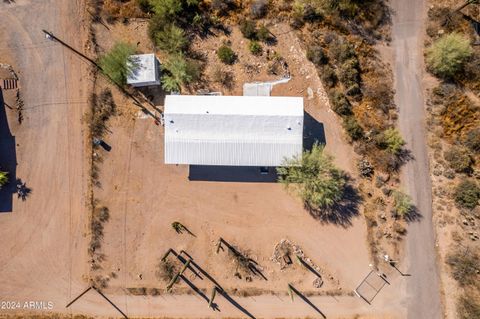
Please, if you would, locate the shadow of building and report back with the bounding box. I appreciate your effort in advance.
[0,89,17,212]
[189,165,277,183]
[303,111,325,151]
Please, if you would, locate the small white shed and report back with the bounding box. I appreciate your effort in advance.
[127,53,160,87]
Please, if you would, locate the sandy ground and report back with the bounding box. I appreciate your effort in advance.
[0,1,410,318]
[0,0,90,315]
[389,0,443,318]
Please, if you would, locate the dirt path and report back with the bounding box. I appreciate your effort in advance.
[0,0,90,314]
[390,0,443,318]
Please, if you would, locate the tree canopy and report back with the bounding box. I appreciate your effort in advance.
[0,171,8,189]
[426,33,473,78]
[277,143,346,210]
[98,42,137,85]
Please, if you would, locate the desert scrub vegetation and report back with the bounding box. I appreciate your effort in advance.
[444,145,473,173]
[391,190,415,220]
[98,42,137,85]
[278,143,347,212]
[426,33,473,79]
[446,248,480,287]
[161,54,201,91]
[454,179,480,210]
[217,44,237,64]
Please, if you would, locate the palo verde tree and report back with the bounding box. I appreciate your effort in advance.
[277,143,346,211]
[161,54,200,92]
[98,42,137,85]
[426,33,473,78]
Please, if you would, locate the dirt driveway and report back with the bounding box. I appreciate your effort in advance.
[0,0,90,314]
[390,0,443,318]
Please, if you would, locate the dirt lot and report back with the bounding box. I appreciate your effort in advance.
[0,1,410,318]
[78,18,407,318]
[0,0,90,314]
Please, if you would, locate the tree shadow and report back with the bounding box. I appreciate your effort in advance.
[15,178,31,201]
[0,88,17,212]
[306,181,362,228]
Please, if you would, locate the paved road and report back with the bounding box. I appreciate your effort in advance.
[0,0,89,312]
[391,0,443,318]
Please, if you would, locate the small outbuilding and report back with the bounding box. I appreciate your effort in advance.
[126,53,160,87]
[164,95,304,167]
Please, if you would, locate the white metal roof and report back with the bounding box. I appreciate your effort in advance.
[126,53,160,86]
[164,95,304,166]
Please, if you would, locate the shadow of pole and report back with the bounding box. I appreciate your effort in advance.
[288,284,327,318]
[297,256,322,279]
[216,288,257,319]
[92,286,128,319]
[65,286,92,308]
[179,274,220,311]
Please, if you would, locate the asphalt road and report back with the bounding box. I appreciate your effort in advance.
[391,0,443,318]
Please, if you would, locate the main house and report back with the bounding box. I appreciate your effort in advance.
[164,95,303,167]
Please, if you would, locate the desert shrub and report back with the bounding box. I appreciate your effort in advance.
[217,45,236,64]
[250,0,268,19]
[161,54,201,91]
[362,79,394,113]
[239,19,257,39]
[211,0,237,13]
[337,58,360,88]
[329,38,356,64]
[392,190,414,219]
[457,293,480,319]
[149,0,183,19]
[306,45,328,66]
[426,33,473,78]
[98,42,137,85]
[343,116,364,141]
[357,158,374,178]
[319,64,337,88]
[454,180,480,209]
[256,25,271,42]
[90,89,117,139]
[156,259,179,282]
[212,65,234,88]
[375,128,405,155]
[464,128,480,153]
[249,41,262,55]
[444,146,473,173]
[446,249,479,286]
[277,143,347,210]
[153,23,188,53]
[328,88,351,115]
[0,171,8,189]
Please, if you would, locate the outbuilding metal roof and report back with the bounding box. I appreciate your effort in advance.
[164,95,304,166]
[126,53,160,87]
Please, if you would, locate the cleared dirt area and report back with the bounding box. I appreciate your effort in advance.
[0,1,410,318]
[0,0,90,314]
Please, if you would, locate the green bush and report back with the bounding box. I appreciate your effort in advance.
[98,42,137,85]
[248,41,262,55]
[426,33,473,78]
[0,171,8,189]
[277,143,346,210]
[444,146,473,173]
[464,128,480,153]
[342,116,364,141]
[392,190,414,218]
[337,58,359,88]
[376,128,405,155]
[161,54,200,92]
[454,179,480,209]
[239,19,257,39]
[306,45,328,66]
[328,89,351,116]
[217,45,236,64]
[154,23,188,53]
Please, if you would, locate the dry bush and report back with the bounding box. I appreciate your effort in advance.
[444,146,473,173]
[446,248,480,287]
[89,89,117,140]
[211,65,234,89]
[155,259,179,283]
